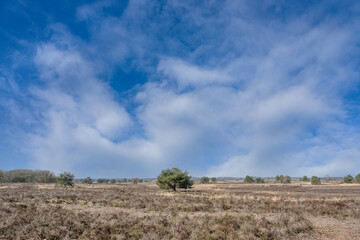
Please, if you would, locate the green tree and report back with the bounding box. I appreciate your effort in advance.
[355,174,360,183]
[275,175,285,183]
[82,177,93,184]
[200,176,210,184]
[210,177,217,183]
[311,176,321,185]
[302,176,309,182]
[57,172,75,187]
[344,174,354,183]
[156,168,193,191]
[244,175,255,183]
[255,177,264,183]
[284,175,291,184]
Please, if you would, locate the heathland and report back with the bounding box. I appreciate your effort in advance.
[0,180,359,239]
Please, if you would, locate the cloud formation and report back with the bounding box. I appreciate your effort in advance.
[1,0,360,177]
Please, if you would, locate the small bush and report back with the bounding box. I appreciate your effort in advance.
[255,177,264,183]
[344,174,354,183]
[210,177,217,183]
[81,177,93,184]
[311,176,321,185]
[200,176,210,184]
[355,174,360,183]
[244,175,255,183]
[302,176,309,182]
[57,172,75,187]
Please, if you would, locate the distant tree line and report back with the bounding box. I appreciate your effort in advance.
[0,169,56,183]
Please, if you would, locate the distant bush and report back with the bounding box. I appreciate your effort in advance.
[255,177,264,183]
[110,179,116,184]
[311,176,321,185]
[156,168,193,191]
[356,174,360,183]
[244,175,255,183]
[302,176,309,182]
[275,175,291,183]
[131,178,143,184]
[344,174,354,183]
[200,176,210,184]
[0,169,56,183]
[275,175,284,183]
[57,172,75,187]
[210,177,217,183]
[284,176,291,184]
[97,178,109,183]
[81,177,93,184]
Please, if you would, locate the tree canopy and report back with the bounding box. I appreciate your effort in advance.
[156,168,193,191]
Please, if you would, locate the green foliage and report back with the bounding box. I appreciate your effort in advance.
[275,175,284,183]
[156,168,193,191]
[82,177,93,184]
[311,176,321,185]
[284,176,291,184]
[200,176,210,184]
[274,175,290,183]
[302,176,309,182]
[355,174,360,183]
[210,177,217,183]
[131,178,142,184]
[255,177,264,183]
[0,169,56,183]
[97,178,109,183]
[57,172,75,187]
[244,175,255,183]
[344,174,354,183]
[110,179,116,184]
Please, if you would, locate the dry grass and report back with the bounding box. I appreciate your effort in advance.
[0,182,359,239]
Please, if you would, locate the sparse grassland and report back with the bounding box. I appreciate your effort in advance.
[0,181,359,239]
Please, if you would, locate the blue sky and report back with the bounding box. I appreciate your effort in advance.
[1,0,360,178]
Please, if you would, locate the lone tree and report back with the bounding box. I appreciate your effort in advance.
[200,176,210,184]
[244,175,255,183]
[344,174,354,183]
[57,172,75,187]
[156,168,193,191]
[311,176,321,185]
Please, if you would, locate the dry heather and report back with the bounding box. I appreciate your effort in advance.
[0,182,359,239]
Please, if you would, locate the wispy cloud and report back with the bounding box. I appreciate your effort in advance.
[1,0,360,177]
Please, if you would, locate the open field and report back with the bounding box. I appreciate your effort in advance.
[1,181,360,239]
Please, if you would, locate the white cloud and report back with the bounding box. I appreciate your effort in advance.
[7,0,360,178]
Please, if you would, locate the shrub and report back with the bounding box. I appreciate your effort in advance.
[210,177,217,183]
[82,177,93,184]
[110,179,116,184]
[344,174,354,183]
[57,172,75,187]
[255,177,264,183]
[157,168,193,191]
[302,176,309,182]
[244,175,255,183]
[131,178,142,184]
[356,174,360,183]
[200,176,210,184]
[284,175,291,184]
[275,175,284,183]
[311,176,321,185]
